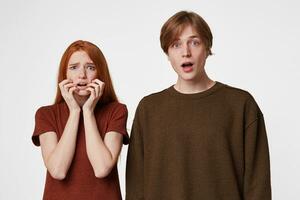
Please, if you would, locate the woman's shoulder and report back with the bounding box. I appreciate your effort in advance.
[101,101,127,111]
[35,102,66,115]
[96,101,127,118]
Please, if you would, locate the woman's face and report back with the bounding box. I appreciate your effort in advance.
[66,50,98,96]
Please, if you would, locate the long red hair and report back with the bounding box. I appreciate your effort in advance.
[54,40,118,104]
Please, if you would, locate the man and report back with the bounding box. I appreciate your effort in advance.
[126,11,271,200]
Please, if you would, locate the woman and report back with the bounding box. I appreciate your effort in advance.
[32,40,129,200]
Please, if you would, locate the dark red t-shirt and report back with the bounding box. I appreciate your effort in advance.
[32,101,128,200]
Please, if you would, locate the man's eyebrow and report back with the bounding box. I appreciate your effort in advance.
[189,35,200,39]
[175,35,200,41]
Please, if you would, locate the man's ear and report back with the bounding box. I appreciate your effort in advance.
[206,48,212,58]
[166,52,170,61]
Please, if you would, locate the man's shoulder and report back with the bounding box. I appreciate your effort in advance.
[215,82,262,118]
[221,83,254,102]
[138,87,171,107]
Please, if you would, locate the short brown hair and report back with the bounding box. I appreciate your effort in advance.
[160,11,213,55]
[54,40,118,104]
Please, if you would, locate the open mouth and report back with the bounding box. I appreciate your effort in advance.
[181,62,194,68]
[76,83,88,90]
[77,83,87,87]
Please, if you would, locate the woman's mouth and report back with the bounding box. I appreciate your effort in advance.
[76,83,88,90]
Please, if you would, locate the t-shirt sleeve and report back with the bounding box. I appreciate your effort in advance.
[106,103,129,145]
[32,106,56,146]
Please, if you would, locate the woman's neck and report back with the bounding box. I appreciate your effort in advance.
[73,94,88,107]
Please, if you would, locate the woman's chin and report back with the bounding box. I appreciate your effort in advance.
[75,90,90,96]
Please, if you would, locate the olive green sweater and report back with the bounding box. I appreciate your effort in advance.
[126,82,271,200]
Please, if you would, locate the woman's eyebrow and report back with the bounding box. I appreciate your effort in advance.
[68,62,95,66]
[68,62,79,66]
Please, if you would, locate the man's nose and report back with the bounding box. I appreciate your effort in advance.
[182,44,191,58]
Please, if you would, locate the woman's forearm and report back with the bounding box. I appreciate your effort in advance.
[83,111,117,178]
[45,110,80,179]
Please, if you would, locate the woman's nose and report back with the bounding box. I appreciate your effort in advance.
[78,68,86,78]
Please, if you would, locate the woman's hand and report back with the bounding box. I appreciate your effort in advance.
[59,79,80,112]
[82,79,105,113]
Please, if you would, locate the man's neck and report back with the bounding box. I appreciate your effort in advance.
[174,72,215,94]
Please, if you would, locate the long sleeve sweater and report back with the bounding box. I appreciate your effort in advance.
[126,82,271,200]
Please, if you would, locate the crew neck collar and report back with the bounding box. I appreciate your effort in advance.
[167,81,224,99]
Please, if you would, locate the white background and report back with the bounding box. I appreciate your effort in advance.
[0,0,299,199]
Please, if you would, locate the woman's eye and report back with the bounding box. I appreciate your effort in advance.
[69,66,77,70]
[87,65,96,70]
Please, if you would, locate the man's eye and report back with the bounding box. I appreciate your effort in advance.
[191,40,200,46]
[172,42,181,48]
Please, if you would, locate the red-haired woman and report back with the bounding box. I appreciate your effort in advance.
[32,40,128,200]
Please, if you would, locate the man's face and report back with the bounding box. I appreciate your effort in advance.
[167,25,207,82]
